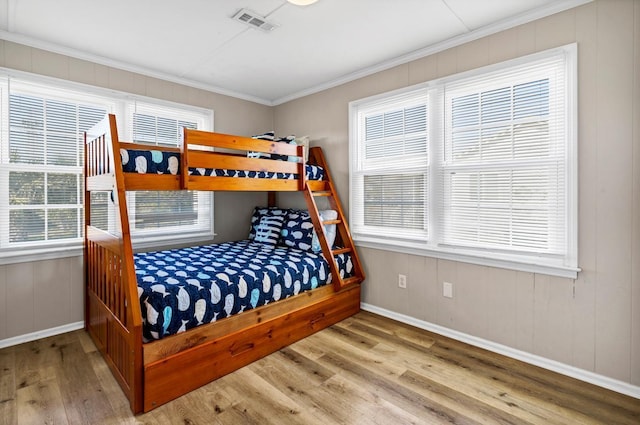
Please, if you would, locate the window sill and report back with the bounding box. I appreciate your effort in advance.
[355,237,580,279]
[132,233,217,252]
[0,245,84,265]
[0,233,217,265]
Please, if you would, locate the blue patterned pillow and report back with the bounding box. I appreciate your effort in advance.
[271,135,296,161]
[281,209,314,251]
[248,131,275,159]
[254,215,285,245]
[305,164,325,180]
[248,207,288,240]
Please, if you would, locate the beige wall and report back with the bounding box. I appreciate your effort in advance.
[0,257,84,341]
[274,0,640,387]
[0,40,273,343]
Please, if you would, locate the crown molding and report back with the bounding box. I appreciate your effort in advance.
[272,0,592,105]
[0,29,274,106]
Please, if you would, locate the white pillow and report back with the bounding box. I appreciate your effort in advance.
[288,136,309,163]
[248,131,275,159]
[311,210,338,253]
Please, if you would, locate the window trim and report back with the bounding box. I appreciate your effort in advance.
[0,68,215,263]
[349,44,579,279]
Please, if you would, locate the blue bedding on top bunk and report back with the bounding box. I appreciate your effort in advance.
[135,240,353,341]
[119,148,325,180]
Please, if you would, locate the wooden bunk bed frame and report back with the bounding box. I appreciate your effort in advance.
[83,114,364,413]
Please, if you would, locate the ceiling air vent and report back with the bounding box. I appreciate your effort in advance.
[232,8,278,32]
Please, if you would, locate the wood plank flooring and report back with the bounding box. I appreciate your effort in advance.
[0,311,638,424]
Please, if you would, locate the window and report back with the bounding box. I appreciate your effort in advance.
[350,44,578,277]
[123,103,213,243]
[5,94,106,247]
[0,74,213,261]
[351,92,429,241]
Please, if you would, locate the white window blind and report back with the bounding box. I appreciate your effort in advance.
[441,55,568,257]
[350,44,578,277]
[124,103,212,239]
[1,87,108,250]
[351,92,429,241]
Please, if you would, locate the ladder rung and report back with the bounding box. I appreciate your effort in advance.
[340,276,362,286]
[323,219,341,225]
[332,247,352,255]
[312,191,332,197]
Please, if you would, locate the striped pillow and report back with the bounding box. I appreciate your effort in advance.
[248,207,288,240]
[254,215,285,245]
[248,131,275,159]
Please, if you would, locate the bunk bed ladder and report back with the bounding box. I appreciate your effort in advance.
[304,147,364,291]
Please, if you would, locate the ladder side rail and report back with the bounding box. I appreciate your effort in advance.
[303,186,344,291]
[307,147,365,284]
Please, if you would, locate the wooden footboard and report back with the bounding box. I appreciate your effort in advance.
[85,228,143,413]
[84,115,143,413]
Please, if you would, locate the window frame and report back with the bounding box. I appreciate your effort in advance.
[350,90,430,242]
[349,44,579,278]
[0,70,215,264]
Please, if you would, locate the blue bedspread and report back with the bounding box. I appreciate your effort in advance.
[135,240,353,340]
[120,148,325,180]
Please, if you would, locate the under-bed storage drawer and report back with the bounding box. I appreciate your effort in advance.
[142,284,360,412]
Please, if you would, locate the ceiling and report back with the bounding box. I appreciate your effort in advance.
[0,0,587,105]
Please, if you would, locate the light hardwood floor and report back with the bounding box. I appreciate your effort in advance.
[0,311,638,424]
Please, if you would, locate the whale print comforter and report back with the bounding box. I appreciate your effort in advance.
[134,240,353,341]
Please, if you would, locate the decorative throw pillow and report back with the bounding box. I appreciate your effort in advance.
[248,206,288,240]
[305,164,324,180]
[248,131,275,159]
[273,135,309,163]
[311,210,338,253]
[281,209,314,251]
[270,135,296,161]
[254,215,285,245]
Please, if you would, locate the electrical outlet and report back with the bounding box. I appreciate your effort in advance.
[398,274,407,289]
[443,281,453,298]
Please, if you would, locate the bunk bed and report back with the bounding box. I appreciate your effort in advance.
[83,114,364,413]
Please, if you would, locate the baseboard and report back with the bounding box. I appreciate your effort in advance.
[360,303,640,400]
[0,321,85,349]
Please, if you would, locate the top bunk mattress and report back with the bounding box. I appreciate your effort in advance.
[135,239,354,341]
[120,148,325,181]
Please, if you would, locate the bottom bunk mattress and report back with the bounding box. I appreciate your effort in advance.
[134,240,354,341]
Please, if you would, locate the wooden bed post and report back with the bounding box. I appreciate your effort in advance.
[83,123,91,335]
[107,115,144,413]
[297,144,306,191]
[84,114,144,413]
[179,126,190,190]
[267,191,277,207]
